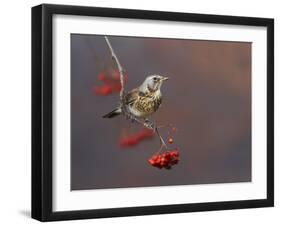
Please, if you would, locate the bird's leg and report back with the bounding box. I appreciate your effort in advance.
[144,118,168,150]
[144,118,156,131]
[155,127,168,149]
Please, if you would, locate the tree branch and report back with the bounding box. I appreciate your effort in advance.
[104,36,125,102]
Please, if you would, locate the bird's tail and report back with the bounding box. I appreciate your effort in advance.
[102,108,122,118]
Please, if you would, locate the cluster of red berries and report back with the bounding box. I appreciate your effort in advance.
[119,129,155,148]
[148,149,179,169]
[93,71,128,96]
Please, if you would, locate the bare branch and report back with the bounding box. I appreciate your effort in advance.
[104,36,125,101]
[155,127,168,149]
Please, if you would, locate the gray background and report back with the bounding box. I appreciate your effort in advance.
[71,34,251,190]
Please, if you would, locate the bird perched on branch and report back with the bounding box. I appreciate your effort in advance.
[103,75,169,121]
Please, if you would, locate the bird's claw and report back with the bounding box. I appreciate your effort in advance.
[124,113,156,131]
[144,119,156,131]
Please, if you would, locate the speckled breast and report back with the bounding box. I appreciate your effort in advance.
[134,93,162,117]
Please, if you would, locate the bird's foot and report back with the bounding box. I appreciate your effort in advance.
[144,119,156,131]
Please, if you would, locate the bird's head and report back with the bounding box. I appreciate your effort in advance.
[140,75,169,93]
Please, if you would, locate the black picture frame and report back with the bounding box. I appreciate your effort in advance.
[32,3,274,222]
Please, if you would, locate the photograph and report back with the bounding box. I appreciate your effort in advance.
[31,3,274,221]
[70,34,252,190]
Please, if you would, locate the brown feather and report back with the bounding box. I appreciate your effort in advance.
[125,88,140,105]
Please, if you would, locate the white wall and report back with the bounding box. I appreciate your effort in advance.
[0,0,279,225]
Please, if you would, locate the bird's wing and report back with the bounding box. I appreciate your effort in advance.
[125,88,143,105]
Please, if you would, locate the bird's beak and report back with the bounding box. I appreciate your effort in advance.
[161,77,169,81]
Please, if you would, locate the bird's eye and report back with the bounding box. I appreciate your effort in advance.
[153,77,158,81]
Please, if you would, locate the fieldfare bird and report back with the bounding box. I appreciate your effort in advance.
[103,75,168,122]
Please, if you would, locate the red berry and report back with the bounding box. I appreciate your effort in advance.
[171,159,179,165]
[98,73,106,81]
[148,149,180,169]
[171,150,179,157]
[94,85,112,95]
[151,155,158,160]
[112,83,122,92]
[155,157,161,164]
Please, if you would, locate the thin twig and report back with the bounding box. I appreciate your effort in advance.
[155,127,168,149]
[104,36,167,151]
[104,36,125,102]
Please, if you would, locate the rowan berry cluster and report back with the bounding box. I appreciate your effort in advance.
[148,149,179,169]
[119,129,155,148]
[93,70,128,96]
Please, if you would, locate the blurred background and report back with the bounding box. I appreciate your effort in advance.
[71,34,251,190]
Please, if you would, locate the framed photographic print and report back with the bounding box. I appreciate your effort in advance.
[32,4,274,221]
